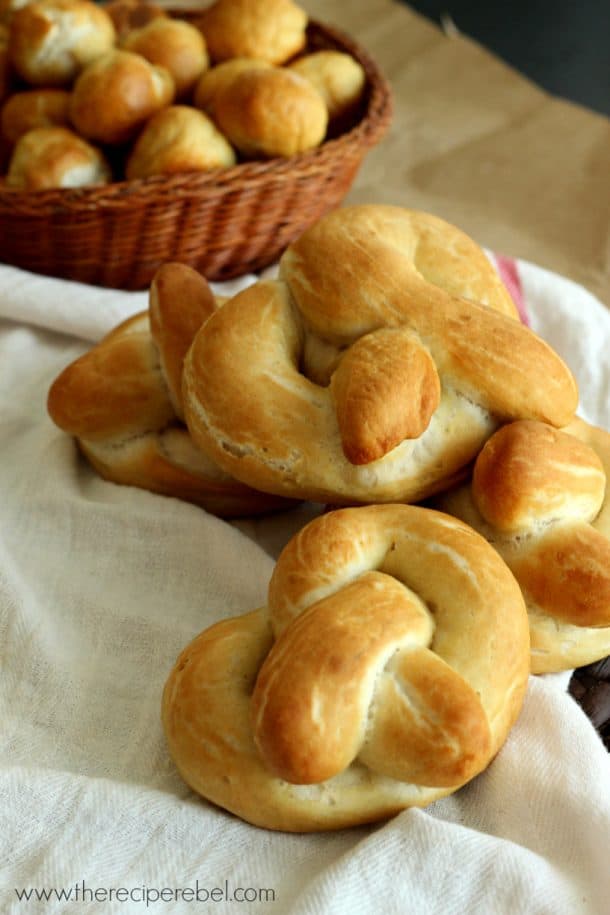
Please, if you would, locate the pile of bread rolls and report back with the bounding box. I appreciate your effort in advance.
[0,0,367,189]
[48,203,610,831]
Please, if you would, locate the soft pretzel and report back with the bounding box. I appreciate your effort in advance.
[47,263,292,518]
[183,205,578,505]
[434,417,610,673]
[162,504,530,831]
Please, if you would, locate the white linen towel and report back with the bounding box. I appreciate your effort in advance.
[0,256,609,915]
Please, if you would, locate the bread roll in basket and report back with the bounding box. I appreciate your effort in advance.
[0,8,392,288]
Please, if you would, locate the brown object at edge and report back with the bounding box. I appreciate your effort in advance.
[569,657,610,751]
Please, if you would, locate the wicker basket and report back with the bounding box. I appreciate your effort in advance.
[0,20,392,289]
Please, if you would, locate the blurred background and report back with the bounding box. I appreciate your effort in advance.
[403,0,610,115]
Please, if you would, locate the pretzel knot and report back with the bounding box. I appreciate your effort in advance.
[47,263,292,517]
[162,505,530,831]
[183,205,578,505]
[436,418,610,672]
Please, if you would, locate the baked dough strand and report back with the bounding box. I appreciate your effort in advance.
[162,504,530,831]
[183,205,578,504]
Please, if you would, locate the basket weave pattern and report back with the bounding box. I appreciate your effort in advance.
[0,21,392,289]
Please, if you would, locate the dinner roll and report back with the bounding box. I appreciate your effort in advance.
[0,0,31,26]
[1,88,70,144]
[0,23,9,103]
[199,0,307,65]
[0,135,10,171]
[289,50,366,123]
[193,57,271,118]
[126,105,235,179]
[70,49,174,145]
[122,17,209,98]
[213,67,327,158]
[103,0,167,43]
[9,0,116,86]
[6,125,111,189]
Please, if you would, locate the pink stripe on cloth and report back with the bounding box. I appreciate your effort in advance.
[494,254,529,325]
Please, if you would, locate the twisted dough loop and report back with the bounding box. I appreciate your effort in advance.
[331,326,441,464]
[47,263,292,517]
[183,205,578,505]
[436,418,610,672]
[162,505,530,831]
[253,570,492,787]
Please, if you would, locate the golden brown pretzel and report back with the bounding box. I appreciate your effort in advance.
[162,504,530,831]
[183,205,577,506]
[434,417,610,672]
[47,263,293,518]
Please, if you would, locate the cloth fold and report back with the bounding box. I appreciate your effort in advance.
[1,257,609,915]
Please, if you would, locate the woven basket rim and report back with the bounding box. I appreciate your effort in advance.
[0,18,393,212]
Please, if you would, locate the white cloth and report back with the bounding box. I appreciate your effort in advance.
[0,258,609,915]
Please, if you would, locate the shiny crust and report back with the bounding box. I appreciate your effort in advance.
[212,67,327,159]
[9,0,116,86]
[121,17,209,98]
[198,0,307,65]
[331,327,441,464]
[103,0,167,43]
[0,0,29,26]
[6,125,110,189]
[47,263,293,517]
[0,25,11,103]
[148,261,216,419]
[1,88,70,144]
[69,49,174,145]
[289,50,366,122]
[162,504,530,831]
[183,205,577,505]
[434,417,610,672]
[193,57,271,118]
[472,420,605,531]
[125,105,235,180]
